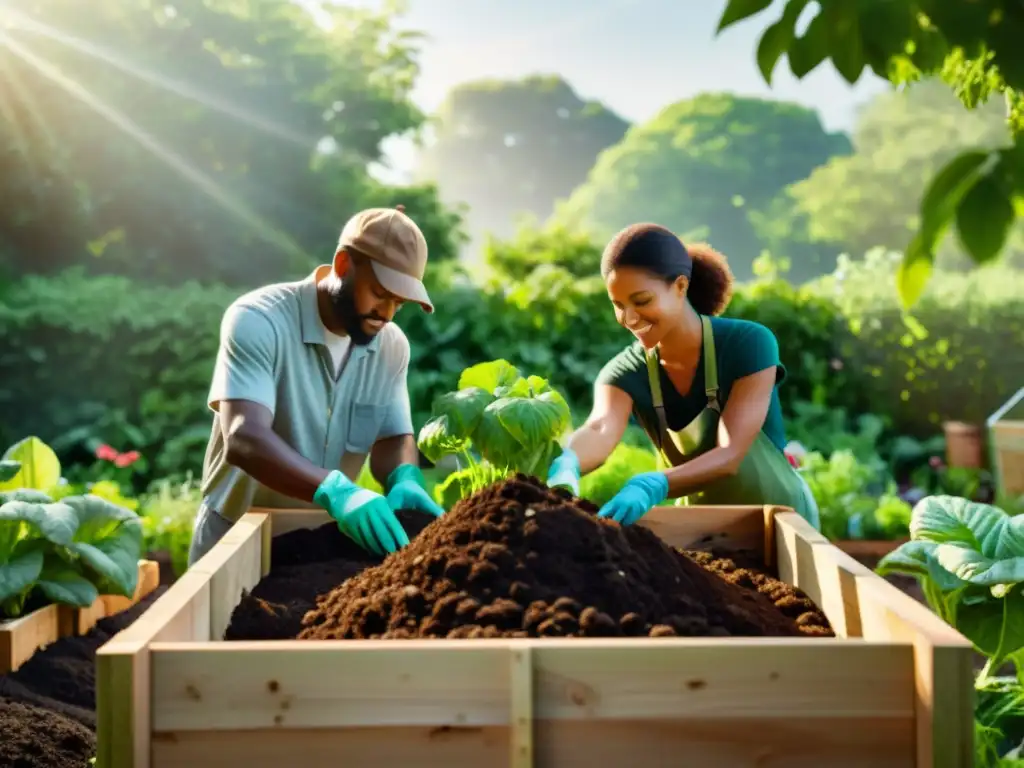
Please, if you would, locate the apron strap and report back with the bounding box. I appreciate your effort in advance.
[700,315,720,411]
[644,349,669,450]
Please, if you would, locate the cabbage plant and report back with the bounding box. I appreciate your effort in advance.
[877,495,1024,684]
[417,359,572,503]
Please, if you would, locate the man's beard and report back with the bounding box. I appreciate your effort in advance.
[328,279,384,346]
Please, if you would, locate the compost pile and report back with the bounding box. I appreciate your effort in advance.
[0,587,167,768]
[293,475,831,640]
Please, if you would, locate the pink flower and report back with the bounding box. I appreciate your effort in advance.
[114,450,141,468]
[95,444,118,461]
[786,453,800,468]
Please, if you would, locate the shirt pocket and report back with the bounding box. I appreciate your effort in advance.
[345,401,387,453]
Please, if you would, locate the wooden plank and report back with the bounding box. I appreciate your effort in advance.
[774,513,873,638]
[103,560,163,616]
[152,726,509,768]
[151,718,910,768]
[640,505,767,555]
[508,643,532,768]
[96,570,214,768]
[992,419,1024,496]
[188,514,267,641]
[0,603,61,673]
[855,577,974,768]
[148,638,912,732]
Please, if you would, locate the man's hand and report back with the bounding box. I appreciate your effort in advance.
[314,470,410,555]
[385,464,444,517]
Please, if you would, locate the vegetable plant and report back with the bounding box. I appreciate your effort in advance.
[0,435,144,619]
[877,495,1024,685]
[417,360,572,503]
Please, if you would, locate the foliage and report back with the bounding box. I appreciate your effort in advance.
[417,360,573,494]
[137,476,201,579]
[1,0,438,285]
[877,496,1024,683]
[785,78,1023,271]
[553,93,852,280]
[579,444,659,508]
[417,75,630,244]
[716,0,1024,306]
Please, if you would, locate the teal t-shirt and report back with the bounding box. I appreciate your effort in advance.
[595,316,789,453]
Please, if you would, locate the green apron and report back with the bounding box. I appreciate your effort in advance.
[644,315,821,529]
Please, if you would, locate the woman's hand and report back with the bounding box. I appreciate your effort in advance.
[597,471,669,526]
[546,448,582,495]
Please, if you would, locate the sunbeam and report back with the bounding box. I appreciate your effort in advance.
[3,7,319,149]
[0,30,310,264]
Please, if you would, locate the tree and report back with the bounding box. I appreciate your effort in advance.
[416,75,630,245]
[0,0,427,285]
[716,0,1024,306]
[784,78,1022,269]
[552,93,852,281]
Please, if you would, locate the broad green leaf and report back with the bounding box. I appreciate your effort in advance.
[0,540,45,607]
[955,169,1015,265]
[457,360,520,394]
[0,489,53,506]
[920,150,992,238]
[957,585,1024,661]
[788,10,828,77]
[473,407,523,469]
[896,235,934,310]
[876,539,934,579]
[62,495,143,597]
[857,0,916,74]
[0,461,20,483]
[0,437,61,491]
[416,415,468,463]
[717,0,773,33]
[0,499,80,547]
[36,553,100,608]
[526,375,552,395]
[753,0,808,83]
[824,1,865,84]
[909,496,1024,588]
[431,387,493,438]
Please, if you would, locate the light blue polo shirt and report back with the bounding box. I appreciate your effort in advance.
[199,265,413,522]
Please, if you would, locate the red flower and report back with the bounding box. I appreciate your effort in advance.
[95,444,118,461]
[114,450,141,468]
[786,453,800,468]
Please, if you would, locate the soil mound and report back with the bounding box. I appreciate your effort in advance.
[299,475,832,640]
[0,697,96,768]
[224,509,435,640]
[0,586,168,730]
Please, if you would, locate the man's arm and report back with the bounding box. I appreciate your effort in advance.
[211,304,330,502]
[221,400,331,502]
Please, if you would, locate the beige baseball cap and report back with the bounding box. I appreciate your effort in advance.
[337,205,434,313]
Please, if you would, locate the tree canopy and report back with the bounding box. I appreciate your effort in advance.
[1,0,461,285]
[716,0,1024,306]
[552,93,852,280]
[416,75,630,245]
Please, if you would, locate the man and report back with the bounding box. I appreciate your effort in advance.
[187,205,444,566]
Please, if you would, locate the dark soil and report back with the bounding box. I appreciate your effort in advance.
[224,510,435,640]
[0,698,95,768]
[0,585,168,767]
[292,475,832,640]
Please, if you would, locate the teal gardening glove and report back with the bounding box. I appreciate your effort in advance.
[597,471,669,526]
[314,470,410,556]
[546,448,582,496]
[385,463,444,518]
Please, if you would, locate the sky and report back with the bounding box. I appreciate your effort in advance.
[323,0,892,182]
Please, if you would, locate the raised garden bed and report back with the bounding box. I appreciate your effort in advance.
[96,478,975,768]
[1,559,162,673]
[0,585,168,767]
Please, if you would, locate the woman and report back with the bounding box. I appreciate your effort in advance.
[546,222,820,529]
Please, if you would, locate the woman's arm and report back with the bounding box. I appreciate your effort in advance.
[564,385,634,474]
[661,367,776,497]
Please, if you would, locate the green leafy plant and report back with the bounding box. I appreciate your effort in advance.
[877,495,1024,685]
[417,360,572,502]
[0,489,143,618]
[0,437,61,492]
